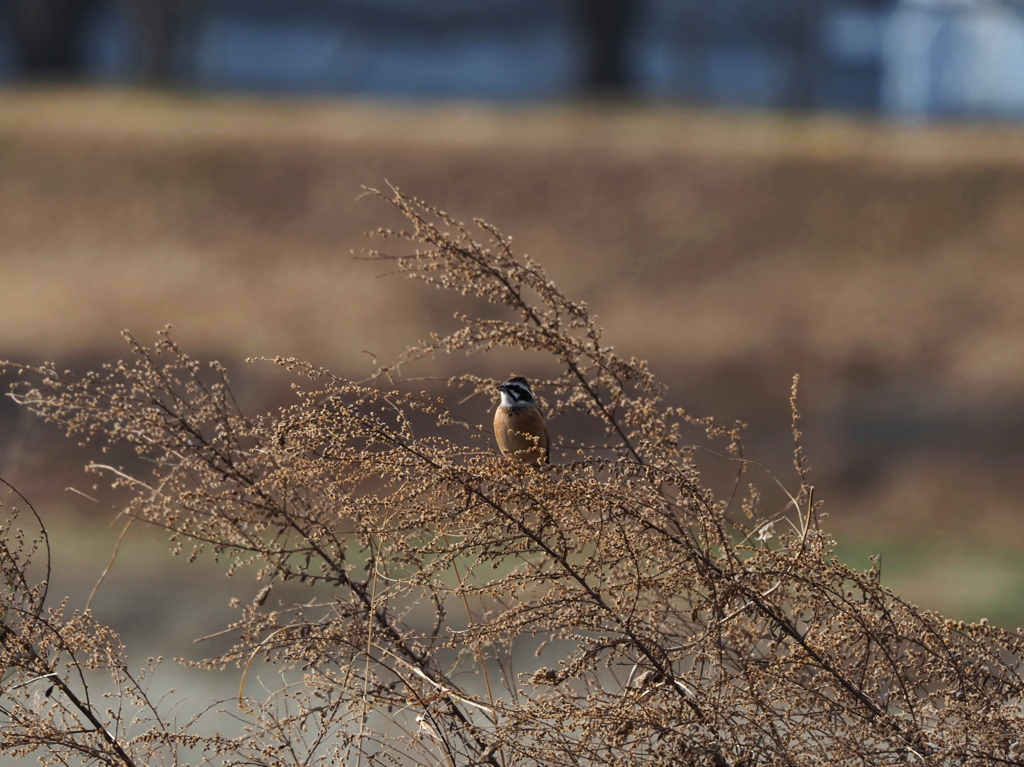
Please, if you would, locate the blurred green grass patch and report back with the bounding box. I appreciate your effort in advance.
[833,536,1024,630]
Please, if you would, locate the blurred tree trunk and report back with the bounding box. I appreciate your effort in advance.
[575,0,637,94]
[784,0,827,109]
[136,0,173,80]
[132,0,195,81]
[5,0,96,76]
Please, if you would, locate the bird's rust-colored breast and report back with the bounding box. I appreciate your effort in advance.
[494,405,550,466]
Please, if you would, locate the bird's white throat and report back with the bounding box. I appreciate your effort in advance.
[498,389,528,408]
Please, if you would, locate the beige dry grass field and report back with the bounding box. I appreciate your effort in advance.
[1,87,1023,626]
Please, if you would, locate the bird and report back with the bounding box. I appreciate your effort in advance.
[493,376,550,467]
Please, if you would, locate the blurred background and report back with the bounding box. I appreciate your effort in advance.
[1,1,1023,736]
[7,0,1024,117]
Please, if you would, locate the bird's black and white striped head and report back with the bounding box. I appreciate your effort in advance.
[495,376,536,409]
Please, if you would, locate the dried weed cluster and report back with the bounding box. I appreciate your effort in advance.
[2,188,1023,766]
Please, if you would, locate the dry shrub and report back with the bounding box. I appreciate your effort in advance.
[1,187,1023,766]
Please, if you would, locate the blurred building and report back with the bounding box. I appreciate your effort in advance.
[1,0,1023,119]
[882,0,1024,118]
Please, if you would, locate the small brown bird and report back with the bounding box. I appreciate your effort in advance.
[493,376,550,466]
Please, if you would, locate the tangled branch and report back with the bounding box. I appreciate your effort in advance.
[1,187,1022,766]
